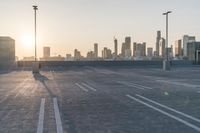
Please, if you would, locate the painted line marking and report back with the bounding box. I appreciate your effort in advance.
[37,98,45,133]
[53,98,64,133]
[197,91,200,93]
[75,83,89,92]
[126,94,200,132]
[81,83,97,91]
[130,83,153,90]
[156,80,200,88]
[117,81,145,90]
[136,94,200,123]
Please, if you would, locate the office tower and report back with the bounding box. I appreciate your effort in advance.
[156,31,161,56]
[187,42,200,61]
[159,38,165,58]
[183,35,195,57]
[102,47,112,59]
[94,43,98,58]
[43,47,50,58]
[123,37,132,58]
[133,42,137,57]
[121,43,126,57]
[125,49,132,59]
[134,42,146,57]
[125,37,131,50]
[87,51,95,59]
[142,42,146,56]
[74,49,81,60]
[175,40,182,57]
[0,37,15,66]
[147,47,153,57]
[114,38,118,57]
[65,54,73,61]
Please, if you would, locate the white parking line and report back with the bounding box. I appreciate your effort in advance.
[37,98,45,133]
[75,83,89,92]
[126,94,200,132]
[136,94,200,123]
[130,83,153,90]
[117,81,145,90]
[81,83,97,91]
[156,80,200,88]
[53,98,64,133]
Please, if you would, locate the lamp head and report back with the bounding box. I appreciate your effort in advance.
[33,5,38,10]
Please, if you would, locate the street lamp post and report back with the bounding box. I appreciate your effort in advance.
[163,11,172,70]
[32,5,39,73]
[33,5,38,61]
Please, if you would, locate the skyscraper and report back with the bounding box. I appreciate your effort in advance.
[133,42,137,57]
[183,35,195,57]
[125,37,131,50]
[187,42,200,61]
[74,49,81,60]
[175,40,182,57]
[0,37,15,66]
[114,38,118,57]
[43,47,50,58]
[147,47,153,57]
[159,38,165,58]
[156,31,161,57]
[94,43,98,58]
[133,42,146,57]
[102,47,112,59]
[121,42,126,57]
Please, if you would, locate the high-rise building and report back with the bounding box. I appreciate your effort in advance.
[87,51,95,59]
[125,37,131,50]
[114,38,118,57]
[187,42,200,61]
[155,31,161,57]
[175,40,182,57]
[147,47,153,57]
[65,54,73,61]
[159,38,165,58]
[133,42,146,57]
[94,43,98,58]
[133,42,137,57]
[102,47,112,59]
[183,35,196,57]
[0,37,15,66]
[74,49,81,60]
[121,42,126,57]
[43,47,50,58]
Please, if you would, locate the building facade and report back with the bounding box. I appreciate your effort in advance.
[159,38,165,58]
[114,38,118,57]
[94,43,98,58]
[0,37,15,66]
[183,35,195,57]
[155,31,161,57]
[175,40,182,58]
[187,42,200,61]
[147,47,153,57]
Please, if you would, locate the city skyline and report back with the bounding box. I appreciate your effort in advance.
[1,0,200,58]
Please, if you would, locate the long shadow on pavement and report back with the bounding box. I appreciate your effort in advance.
[33,73,56,97]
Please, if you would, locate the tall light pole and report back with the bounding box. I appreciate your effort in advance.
[163,11,172,70]
[163,11,172,61]
[33,5,38,61]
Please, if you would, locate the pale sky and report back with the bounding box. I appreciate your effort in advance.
[0,0,200,58]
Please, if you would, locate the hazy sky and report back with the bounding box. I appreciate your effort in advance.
[1,0,200,58]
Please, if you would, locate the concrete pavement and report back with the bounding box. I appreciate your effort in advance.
[0,67,200,133]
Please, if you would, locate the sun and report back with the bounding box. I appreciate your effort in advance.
[21,35,34,48]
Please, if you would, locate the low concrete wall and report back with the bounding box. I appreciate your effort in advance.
[17,60,195,68]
